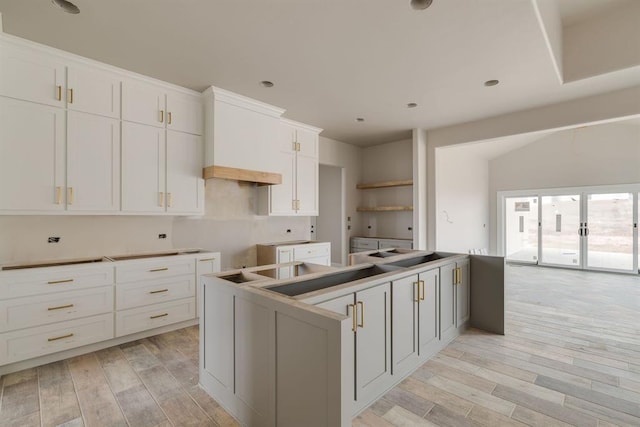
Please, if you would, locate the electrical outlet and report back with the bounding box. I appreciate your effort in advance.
[158,234,167,239]
[48,237,60,243]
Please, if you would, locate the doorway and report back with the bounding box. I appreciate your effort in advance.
[500,185,640,274]
[317,164,345,266]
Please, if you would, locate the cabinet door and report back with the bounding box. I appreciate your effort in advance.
[202,279,234,392]
[67,111,120,211]
[196,254,221,318]
[0,98,65,211]
[0,44,65,108]
[166,90,203,135]
[355,283,391,405]
[295,153,318,216]
[268,151,296,215]
[295,126,318,158]
[418,269,439,357]
[67,63,121,118]
[122,80,165,128]
[391,275,418,376]
[166,131,204,214]
[121,122,166,212]
[439,263,457,342]
[276,248,294,280]
[456,259,470,326]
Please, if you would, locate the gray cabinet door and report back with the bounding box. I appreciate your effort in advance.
[418,269,439,357]
[391,274,418,376]
[202,280,234,391]
[439,262,457,342]
[355,283,391,405]
[456,258,471,326]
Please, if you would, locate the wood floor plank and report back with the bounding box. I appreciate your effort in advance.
[467,405,528,427]
[96,346,143,394]
[563,395,640,427]
[426,375,515,417]
[186,384,239,427]
[399,377,474,416]
[528,355,619,386]
[158,392,212,426]
[120,342,162,372]
[410,366,435,384]
[73,382,127,427]
[353,409,396,427]
[471,366,565,404]
[573,358,640,383]
[37,361,82,427]
[591,380,640,404]
[422,359,497,394]
[510,405,574,427]
[115,383,168,427]
[369,398,395,417]
[0,372,39,421]
[382,405,439,426]
[619,377,640,394]
[137,365,183,403]
[0,411,40,427]
[458,351,538,383]
[383,386,435,417]
[423,404,477,427]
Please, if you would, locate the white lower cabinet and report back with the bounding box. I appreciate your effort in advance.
[316,282,392,413]
[195,254,221,318]
[115,276,195,311]
[116,298,196,337]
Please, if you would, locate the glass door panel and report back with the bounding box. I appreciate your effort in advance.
[505,196,538,263]
[586,193,634,271]
[541,195,581,267]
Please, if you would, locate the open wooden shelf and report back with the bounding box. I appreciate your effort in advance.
[357,206,413,212]
[356,179,413,190]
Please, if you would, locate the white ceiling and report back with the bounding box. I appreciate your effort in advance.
[0,0,639,146]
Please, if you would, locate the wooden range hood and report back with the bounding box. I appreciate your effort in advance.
[202,165,282,186]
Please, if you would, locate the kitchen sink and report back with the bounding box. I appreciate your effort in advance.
[1,257,110,270]
[387,253,445,268]
[265,264,401,297]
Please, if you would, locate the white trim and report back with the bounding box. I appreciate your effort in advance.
[202,85,285,117]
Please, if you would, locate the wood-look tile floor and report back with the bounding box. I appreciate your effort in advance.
[1,265,639,426]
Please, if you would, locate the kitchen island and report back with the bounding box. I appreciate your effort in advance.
[199,249,504,427]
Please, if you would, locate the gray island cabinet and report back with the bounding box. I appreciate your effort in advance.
[199,250,504,427]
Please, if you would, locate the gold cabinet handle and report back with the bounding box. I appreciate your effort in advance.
[149,267,168,272]
[357,301,364,328]
[67,187,74,205]
[48,333,74,342]
[48,303,74,311]
[348,303,357,332]
[48,279,74,285]
[159,192,165,207]
[296,142,301,151]
[55,186,62,205]
[199,258,216,262]
[167,193,172,207]
[159,110,164,123]
[149,289,169,294]
[168,111,172,124]
[68,88,74,104]
[419,280,425,301]
[56,85,62,101]
[414,281,420,302]
[150,313,168,319]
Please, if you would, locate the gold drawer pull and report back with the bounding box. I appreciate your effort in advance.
[55,186,63,205]
[419,280,425,301]
[149,267,168,272]
[348,304,357,332]
[168,111,172,125]
[56,85,62,101]
[357,301,364,328]
[159,110,164,123]
[149,289,169,294]
[48,303,74,311]
[48,333,74,342]
[48,279,74,285]
[199,258,216,262]
[150,313,168,319]
[68,88,74,104]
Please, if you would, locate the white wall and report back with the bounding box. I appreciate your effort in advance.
[435,147,489,253]
[317,165,343,265]
[172,178,310,270]
[0,215,174,264]
[488,120,640,253]
[360,139,413,239]
[319,136,363,264]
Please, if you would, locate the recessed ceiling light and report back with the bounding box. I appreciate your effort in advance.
[355,118,365,122]
[410,0,433,10]
[407,103,418,108]
[51,0,80,14]
[484,79,500,87]
[260,81,274,88]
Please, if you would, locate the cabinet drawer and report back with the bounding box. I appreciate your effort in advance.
[0,286,114,333]
[0,265,114,299]
[293,244,330,260]
[351,239,378,250]
[116,258,195,283]
[0,313,114,365]
[116,276,195,310]
[378,239,413,250]
[302,256,331,267]
[115,297,195,337]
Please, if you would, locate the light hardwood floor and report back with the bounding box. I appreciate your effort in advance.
[1,265,639,426]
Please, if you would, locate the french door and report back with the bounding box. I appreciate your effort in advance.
[503,186,639,274]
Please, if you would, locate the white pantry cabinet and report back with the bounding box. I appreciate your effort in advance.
[123,79,203,136]
[259,119,321,216]
[0,98,65,212]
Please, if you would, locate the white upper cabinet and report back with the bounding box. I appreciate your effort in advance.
[66,111,120,212]
[0,44,66,108]
[67,63,121,118]
[123,80,203,135]
[166,130,204,214]
[259,119,321,216]
[122,80,165,128]
[0,97,65,211]
[166,90,203,135]
[121,122,166,213]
